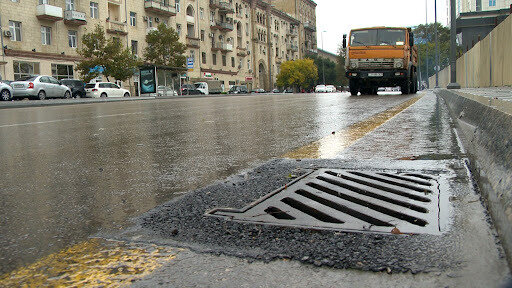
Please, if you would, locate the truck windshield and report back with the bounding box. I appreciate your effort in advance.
[350,29,406,46]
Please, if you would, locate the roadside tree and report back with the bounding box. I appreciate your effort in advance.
[277,59,318,91]
[144,23,186,67]
[76,25,140,83]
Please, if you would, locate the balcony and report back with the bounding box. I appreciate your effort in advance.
[211,42,233,52]
[287,43,298,52]
[186,37,200,48]
[146,27,158,34]
[36,4,63,21]
[186,15,195,23]
[236,47,247,57]
[275,57,283,64]
[287,29,298,37]
[210,20,233,31]
[307,48,318,54]
[210,0,234,14]
[64,10,87,26]
[304,21,316,32]
[106,20,128,35]
[144,0,177,16]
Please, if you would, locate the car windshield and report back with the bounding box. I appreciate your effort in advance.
[17,76,37,82]
[85,84,96,89]
[350,29,406,46]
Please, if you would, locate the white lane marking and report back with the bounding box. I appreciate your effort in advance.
[0,112,142,128]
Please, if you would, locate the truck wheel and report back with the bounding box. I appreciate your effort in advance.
[401,81,410,95]
[350,86,358,96]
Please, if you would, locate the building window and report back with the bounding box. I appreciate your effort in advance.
[247,59,251,70]
[200,8,204,20]
[148,17,153,28]
[66,0,75,11]
[41,26,51,45]
[175,0,180,12]
[489,0,496,6]
[176,24,181,36]
[212,53,217,65]
[130,12,136,26]
[90,2,98,19]
[39,0,48,4]
[9,21,22,41]
[200,30,205,41]
[222,55,227,66]
[68,30,77,48]
[13,61,40,80]
[202,52,206,64]
[231,57,235,67]
[131,40,138,55]
[51,64,74,80]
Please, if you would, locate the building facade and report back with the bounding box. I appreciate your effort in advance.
[455,0,511,16]
[0,0,317,93]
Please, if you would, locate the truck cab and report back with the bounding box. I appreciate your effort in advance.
[343,27,417,96]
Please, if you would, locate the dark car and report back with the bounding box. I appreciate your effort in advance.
[61,79,86,98]
[181,87,203,95]
[229,85,248,94]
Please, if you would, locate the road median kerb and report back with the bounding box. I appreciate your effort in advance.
[437,88,512,267]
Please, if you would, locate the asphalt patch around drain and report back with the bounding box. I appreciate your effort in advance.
[116,159,467,274]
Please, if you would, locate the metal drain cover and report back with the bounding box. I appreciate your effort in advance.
[206,169,443,235]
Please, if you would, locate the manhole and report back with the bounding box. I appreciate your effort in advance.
[206,169,444,235]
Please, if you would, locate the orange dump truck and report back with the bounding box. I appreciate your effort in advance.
[343,27,418,95]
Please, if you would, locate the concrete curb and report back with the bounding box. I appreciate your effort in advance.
[437,88,512,268]
[0,97,156,110]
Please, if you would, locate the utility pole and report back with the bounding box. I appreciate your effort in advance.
[434,0,439,88]
[425,0,429,89]
[447,0,461,89]
[321,30,326,85]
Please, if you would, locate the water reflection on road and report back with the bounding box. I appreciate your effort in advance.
[0,92,414,273]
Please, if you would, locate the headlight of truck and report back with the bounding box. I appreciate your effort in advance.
[350,59,358,69]
[394,59,404,69]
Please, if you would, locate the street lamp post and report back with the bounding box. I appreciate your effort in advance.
[434,0,439,88]
[321,30,327,85]
[447,0,461,89]
[425,0,429,89]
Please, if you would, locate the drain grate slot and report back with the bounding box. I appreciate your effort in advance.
[316,175,429,213]
[325,171,431,202]
[306,182,428,227]
[264,207,296,220]
[281,197,344,224]
[295,189,393,227]
[206,169,444,235]
[376,173,433,187]
[347,171,432,192]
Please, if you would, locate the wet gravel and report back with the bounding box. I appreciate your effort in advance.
[126,158,466,274]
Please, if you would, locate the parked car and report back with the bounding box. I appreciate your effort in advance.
[272,88,281,93]
[315,85,327,93]
[252,88,265,93]
[61,79,86,98]
[229,85,249,94]
[284,88,294,93]
[85,82,130,98]
[157,86,178,97]
[326,85,336,93]
[180,84,196,93]
[11,76,71,100]
[0,81,14,101]
[0,80,12,86]
[181,87,203,95]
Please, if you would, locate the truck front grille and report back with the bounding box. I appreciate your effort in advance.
[358,59,394,69]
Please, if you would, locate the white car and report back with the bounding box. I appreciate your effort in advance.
[315,85,327,93]
[85,82,130,98]
[326,85,336,93]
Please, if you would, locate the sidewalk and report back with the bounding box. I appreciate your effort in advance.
[0,96,155,110]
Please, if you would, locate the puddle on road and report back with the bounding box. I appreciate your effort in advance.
[0,238,176,287]
[284,97,422,159]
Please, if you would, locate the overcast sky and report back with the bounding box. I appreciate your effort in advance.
[315,0,450,54]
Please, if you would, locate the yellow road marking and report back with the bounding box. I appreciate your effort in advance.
[0,238,176,287]
[283,96,422,159]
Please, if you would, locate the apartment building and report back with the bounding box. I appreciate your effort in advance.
[455,0,512,16]
[0,0,316,93]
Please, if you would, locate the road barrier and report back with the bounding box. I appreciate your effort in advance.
[429,14,512,88]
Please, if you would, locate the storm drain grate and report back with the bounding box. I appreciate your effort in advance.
[206,169,443,235]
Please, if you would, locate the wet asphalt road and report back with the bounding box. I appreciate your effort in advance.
[0,92,416,273]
